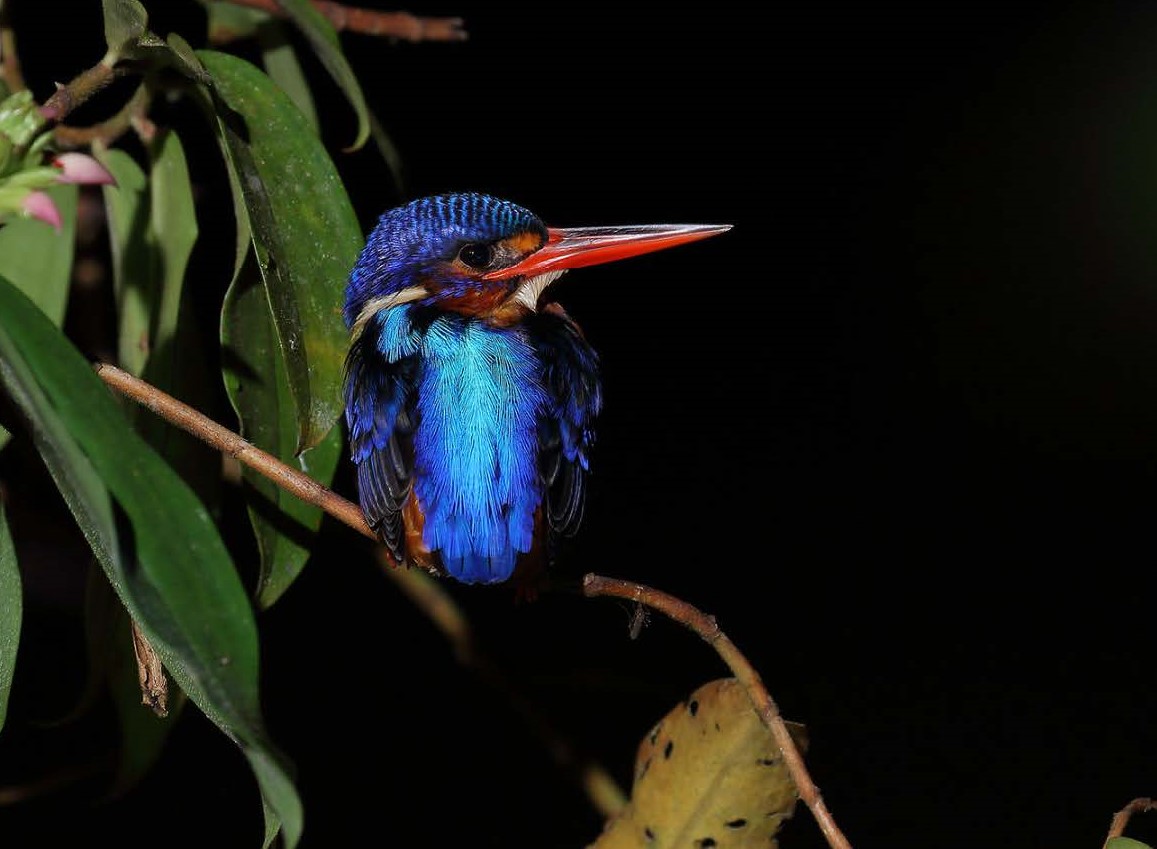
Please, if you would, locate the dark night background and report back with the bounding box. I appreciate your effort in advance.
[3,2,1157,848]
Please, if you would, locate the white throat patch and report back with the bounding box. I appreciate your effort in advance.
[511,270,566,311]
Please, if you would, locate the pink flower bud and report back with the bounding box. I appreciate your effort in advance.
[52,152,116,186]
[22,190,62,231]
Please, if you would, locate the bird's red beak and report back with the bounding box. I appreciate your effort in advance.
[482,223,732,281]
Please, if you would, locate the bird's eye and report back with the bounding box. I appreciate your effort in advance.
[457,243,493,269]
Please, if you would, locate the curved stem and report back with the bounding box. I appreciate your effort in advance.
[220,0,466,41]
[1104,798,1154,847]
[0,0,26,92]
[582,574,853,849]
[52,83,151,150]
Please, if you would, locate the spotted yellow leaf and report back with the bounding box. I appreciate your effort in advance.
[591,678,805,849]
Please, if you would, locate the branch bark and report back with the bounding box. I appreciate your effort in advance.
[221,0,466,41]
[582,574,853,849]
[96,362,850,847]
[1104,798,1154,847]
[96,362,626,818]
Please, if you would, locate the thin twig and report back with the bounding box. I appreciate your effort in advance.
[96,361,626,818]
[0,0,27,92]
[380,554,628,818]
[1104,798,1155,847]
[0,760,105,806]
[221,0,466,41]
[94,362,375,543]
[582,573,853,849]
[53,84,151,150]
[39,64,128,125]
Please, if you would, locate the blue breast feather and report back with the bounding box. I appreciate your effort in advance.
[349,305,602,583]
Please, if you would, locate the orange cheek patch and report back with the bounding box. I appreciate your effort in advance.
[503,230,545,255]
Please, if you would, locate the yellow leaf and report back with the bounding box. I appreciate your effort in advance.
[591,678,805,849]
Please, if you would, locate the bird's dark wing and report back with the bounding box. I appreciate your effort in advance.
[344,316,419,561]
[531,306,602,541]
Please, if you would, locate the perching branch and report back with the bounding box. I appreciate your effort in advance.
[1103,798,1154,847]
[582,574,854,849]
[96,362,626,818]
[96,363,848,846]
[95,362,375,544]
[221,0,467,41]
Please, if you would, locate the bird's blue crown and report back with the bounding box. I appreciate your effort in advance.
[344,192,547,326]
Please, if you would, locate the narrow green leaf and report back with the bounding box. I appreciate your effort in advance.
[0,183,77,325]
[101,0,149,61]
[271,0,370,150]
[161,33,213,86]
[222,264,341,608]
[0,183,78,450]
[0,504,21,733]
[96,134,197,385]
[145,128,198,381]
[258,22,319,132]
[138,127,219,504]
[369,108,406,199]
[202,0,268,43]
[0,277,302,847]
[95,145,154,378]
[197,49,361,454]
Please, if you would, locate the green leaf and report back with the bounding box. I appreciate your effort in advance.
[369,108,406,199]
[101,0,149,62]
[258,22,319,132]
[1107,840,1154,849]
[202,0,268,43]
[144,128,198,381]
[0,504,21,733]
[0,183,78,326]
[143,129,220,504]
[0,183,78,451]
[160,33,214,86]
[222,261,341,608]
[0,277,302,847]
[197,49,361,454]
[0,89,45,151]
[102,0,194,70]
[271,0,370,150]
[96,127,198,384]
[95,145,153,378]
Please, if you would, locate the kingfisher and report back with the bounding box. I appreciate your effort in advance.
[344,192,729,585]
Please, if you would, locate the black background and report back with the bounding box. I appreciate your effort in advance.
[4,2,1157,848]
